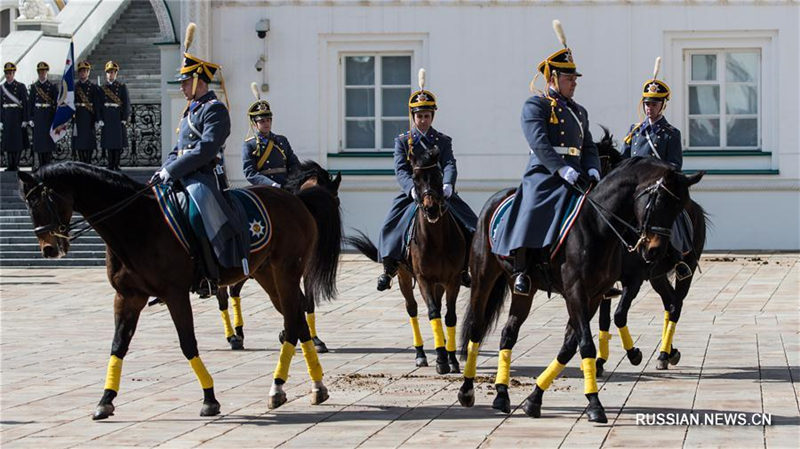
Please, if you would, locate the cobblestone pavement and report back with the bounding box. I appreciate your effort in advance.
[1,254,798,448]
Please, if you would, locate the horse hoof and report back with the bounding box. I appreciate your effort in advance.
[311,386,329,405]
[492,389,511,414]
[669,348,681,366]
[313,337,329,354]
[655,357,669,370]
[200,400,221,417]
[436,362,450,375]
[627,347,643,366]
[586,404,607,423]
[92,403,114,420]
[269,391,287,409]
[596,358,606,378]
[449,362,461,374]
[278,330,285,344]
[458,388,475,407]
[415,357,428,367]
[228,335,244,350]
[522,398,541,418]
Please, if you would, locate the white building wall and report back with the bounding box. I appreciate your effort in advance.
[165,1,799,250]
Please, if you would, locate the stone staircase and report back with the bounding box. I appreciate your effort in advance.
[84,0,162,104]
[0,169,153,267]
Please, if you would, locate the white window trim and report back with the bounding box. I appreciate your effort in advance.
[319,33,427,162]
[665,30,777,163]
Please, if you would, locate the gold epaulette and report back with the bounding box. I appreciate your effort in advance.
[623,123,642,145]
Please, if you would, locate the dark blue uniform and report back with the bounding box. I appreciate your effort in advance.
[622,116,682,169]
[28,79,58,157]
[73,79,103,162]
[377,127,478,262]
[99,80,131,151]
[492,90,600,256]
[1,79,30,154]
[241,132,299,187]
[161,90,248,269]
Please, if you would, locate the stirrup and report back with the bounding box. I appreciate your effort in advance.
[197,278,218,299]
[674,261,693,281]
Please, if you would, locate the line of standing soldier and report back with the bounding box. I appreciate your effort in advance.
[1,59,130,171]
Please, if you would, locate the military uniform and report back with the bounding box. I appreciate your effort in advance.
[242,133,299,187]
[29,62,58,168]
[100,61,131,171]
[1,62,30,171]
[73,61,103,164]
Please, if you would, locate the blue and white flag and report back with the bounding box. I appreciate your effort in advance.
[50,41,75,142]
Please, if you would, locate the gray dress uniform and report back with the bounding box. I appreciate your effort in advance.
[99,80,131,151]
[29,79,58,155]
[161,90,248,269]
[377,127,478,262]
[241,132,299,187]
[1,79,30,154]
[492,91,600,256]
[622,116,682,169]
[73,79,103,159]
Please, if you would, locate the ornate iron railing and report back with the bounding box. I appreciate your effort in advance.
[2,103,162,168]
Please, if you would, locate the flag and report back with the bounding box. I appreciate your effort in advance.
[50,41,75,142]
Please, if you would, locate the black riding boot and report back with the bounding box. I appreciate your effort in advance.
[512,248,530,295]
[377,258,399,291]
[195,237,220,299]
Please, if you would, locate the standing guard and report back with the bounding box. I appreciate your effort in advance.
[376,69,478,291]
[491,20,601,295]
[73,60,103,164]
[1,62,30,171]
[29,61,58,169]
[242,82,299,188]
[622,57,693,279]
[153,22,248,298]
[100,61,130,171]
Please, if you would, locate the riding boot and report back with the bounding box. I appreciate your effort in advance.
[512,248,531,295]
[377,258,399,291]
[195,237,220,299]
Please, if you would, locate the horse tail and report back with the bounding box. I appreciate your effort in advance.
[459,275,509,359]
[298,186,342,305]
[344,229,379,263]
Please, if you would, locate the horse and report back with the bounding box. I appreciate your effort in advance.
[594,131,710,375]
[17,161,342,419]
[347,146,466,374]
[456,157,703,423]
[215,161,342,352]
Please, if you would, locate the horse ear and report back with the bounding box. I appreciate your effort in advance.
[682,171,705,187]
[332,172,341,189]
[17,171,36,188]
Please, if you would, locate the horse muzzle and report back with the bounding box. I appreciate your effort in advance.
[642,234,666,263]
[39,236,69,259]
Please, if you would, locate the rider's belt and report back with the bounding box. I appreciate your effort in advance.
[35,103,52,107]
[259,167,287,175]
[75,102,89,108]
[104,103,120,108]
[553,146,581,156]
[2,103,21,108]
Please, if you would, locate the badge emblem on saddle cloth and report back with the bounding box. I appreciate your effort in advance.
[153,185,272,254]
[488,188,591,259]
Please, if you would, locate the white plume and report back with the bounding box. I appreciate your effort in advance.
[552,20,567,48]
[652,56,662,80]
[184,22,196,51]
[250,82,260,100]
[418,68,426,90]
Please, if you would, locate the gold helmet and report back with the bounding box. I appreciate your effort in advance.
[642,57,670,103]
[408,69,437,114]
[36,61,49,71]
[104,61,120,72]
[248,82,272,119]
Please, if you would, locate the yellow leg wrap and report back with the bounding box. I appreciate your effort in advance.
[410,316,424,347]
[232,296,243,328]
[464,341,480,378]
[446,326,457,352]
[306,313,318,339]
[660,321,677,353]
[189,356,214,390]
[274,341,295,381]
[581,357,598,394]
[618,326,634,351]
[598,330,611,360]
[430,318,445,349]
[495,349,512,386]
[661,311,670,347]
[535,358,566,391]
[301,340,324,382]
[220,310,234,339]
[104,355,123,392]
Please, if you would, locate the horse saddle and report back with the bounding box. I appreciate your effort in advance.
[153,185,272,254]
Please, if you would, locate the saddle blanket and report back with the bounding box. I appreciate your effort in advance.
[154,185,272,254]
[489,189,590,259]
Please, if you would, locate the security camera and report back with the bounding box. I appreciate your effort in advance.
[255,19,270,39]
[255,55,265,72]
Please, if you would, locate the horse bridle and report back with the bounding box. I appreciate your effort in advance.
[412,163,448,217]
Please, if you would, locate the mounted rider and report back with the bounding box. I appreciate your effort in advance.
[622,57,693,279]
[153,23,248,298]
[491,20,601,295]
[376,68,478,291]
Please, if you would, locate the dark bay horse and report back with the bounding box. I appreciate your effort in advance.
[215,161,342,352]
[594,132,710,375]
[457,158,703,422]
[347,147,466,374]
[18,161,341,419]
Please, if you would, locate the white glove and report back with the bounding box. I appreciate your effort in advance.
[443,183,453,198]
[95,121,104,130]
[21,122,27,128]
[29,121,34,128]
[588,168,601,181]
[0,123,3,131]
[271,182,281,188]
[557,166,580,185]
[411,188,418,201]
[157,168,171,183]
[121,120,127,125]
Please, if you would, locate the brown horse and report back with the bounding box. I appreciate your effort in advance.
[18,161,341,419]
[347,146,466,374]
[457,158,703,422]
[215,161,342,353]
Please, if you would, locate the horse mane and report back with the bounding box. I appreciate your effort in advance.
[285,160,337,194]
[36,162,144,195]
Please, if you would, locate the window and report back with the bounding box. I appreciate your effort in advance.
[1,9,14,38]
[343,54,411,150]
[686,50,760,150]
